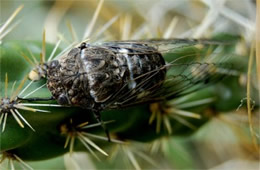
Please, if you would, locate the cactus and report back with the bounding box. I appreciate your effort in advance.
[0,1,259,169]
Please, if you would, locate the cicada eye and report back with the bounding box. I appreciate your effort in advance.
[57,94,69,105]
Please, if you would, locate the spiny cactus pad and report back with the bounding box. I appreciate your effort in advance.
[0,38,254,166]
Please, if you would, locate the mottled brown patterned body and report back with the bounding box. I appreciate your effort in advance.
[46,43,166,111]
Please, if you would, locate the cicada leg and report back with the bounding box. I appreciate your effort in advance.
[17,96,54,102]
[92,110,111,142]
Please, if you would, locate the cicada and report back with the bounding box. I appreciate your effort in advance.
[22,38,238,140]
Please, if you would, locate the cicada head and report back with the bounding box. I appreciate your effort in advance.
[46,59,70,105]
[46,47,95,108]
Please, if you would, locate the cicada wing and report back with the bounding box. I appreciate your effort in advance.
[91,39,238,109]
[97,38,233,55]
[104,60,234,109]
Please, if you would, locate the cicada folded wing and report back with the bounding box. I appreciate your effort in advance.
[101,39,237,110]
[98,38,233,55]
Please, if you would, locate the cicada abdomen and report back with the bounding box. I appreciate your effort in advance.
[46,43,166,111]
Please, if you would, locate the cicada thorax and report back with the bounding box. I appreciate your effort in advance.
[46,43,166,110]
